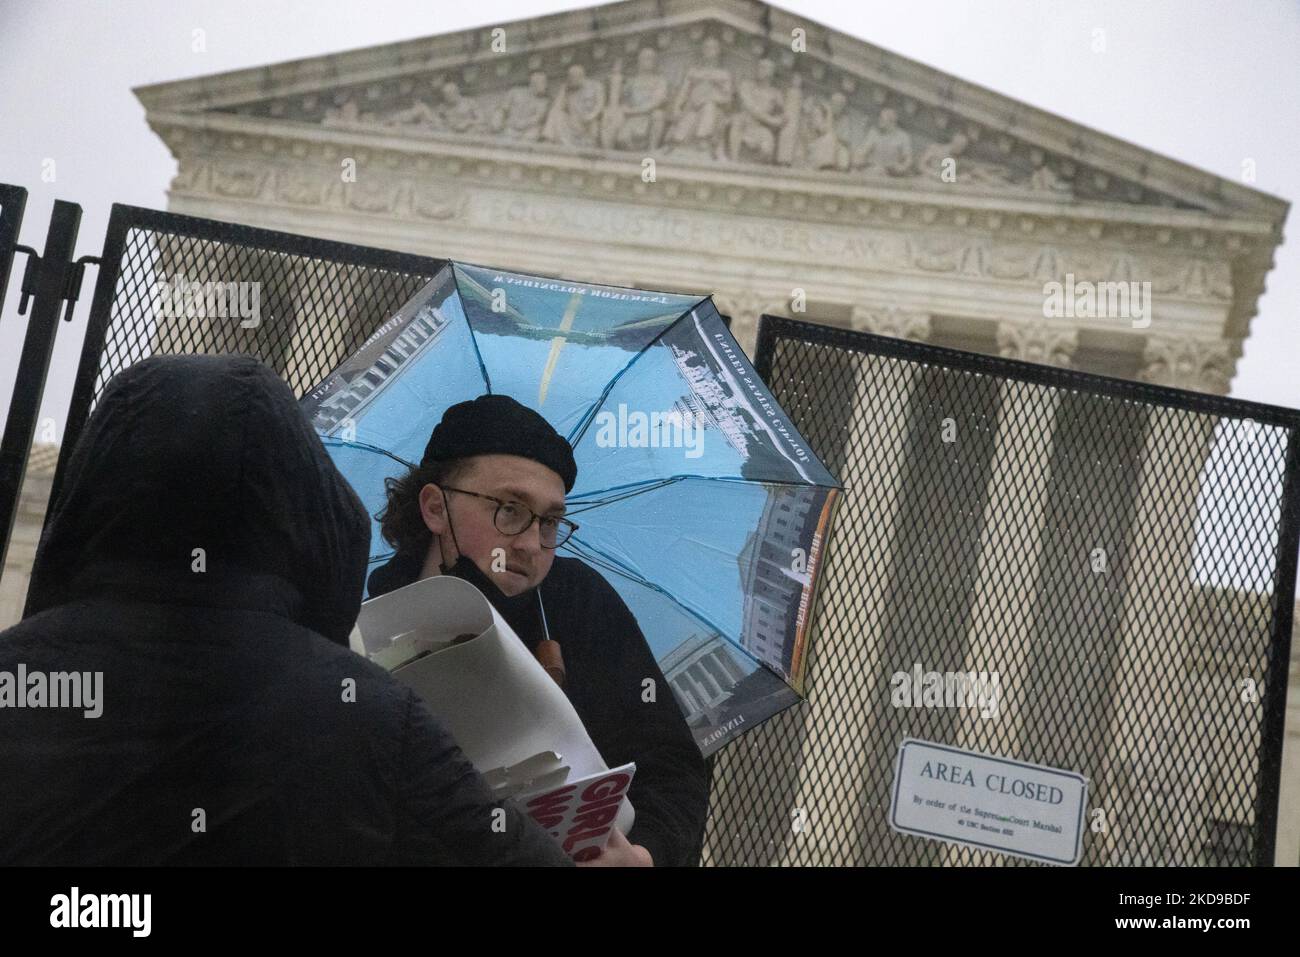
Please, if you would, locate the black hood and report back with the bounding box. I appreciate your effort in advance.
[24,354,371,645]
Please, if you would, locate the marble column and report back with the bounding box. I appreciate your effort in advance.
[941,320,1076,865]
[1100,339,1223,864]
[774,305,931,864]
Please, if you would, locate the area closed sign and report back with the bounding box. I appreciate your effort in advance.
[888,738,1088,865]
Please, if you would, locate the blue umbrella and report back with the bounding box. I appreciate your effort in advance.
[302,262,842,755]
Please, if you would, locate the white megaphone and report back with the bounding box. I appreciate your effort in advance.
[350,573,635,848]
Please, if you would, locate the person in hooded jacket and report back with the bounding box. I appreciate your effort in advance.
[0,354,569,866]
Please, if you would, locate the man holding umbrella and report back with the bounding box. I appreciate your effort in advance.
[365,393,710,867]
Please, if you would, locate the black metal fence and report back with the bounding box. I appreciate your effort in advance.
[0,182,27,568]
[0,184,26,319]
[702,315,1300,866]
[49,205,447,506]
[2,200,1297,866]
[0,183,53,572]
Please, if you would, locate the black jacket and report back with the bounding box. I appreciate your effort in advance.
[368,550,711,866]
[0,354,569,866]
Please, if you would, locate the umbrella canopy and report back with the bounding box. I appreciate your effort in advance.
[302,262,842,755]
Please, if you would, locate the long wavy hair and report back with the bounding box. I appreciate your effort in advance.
[375,457,473,557]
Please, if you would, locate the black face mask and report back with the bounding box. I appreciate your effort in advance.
[440,552,545,648]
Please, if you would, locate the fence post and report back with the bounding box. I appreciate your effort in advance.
[0,200,82,577]
[0,184,28,336]
[1257,428,1300,864]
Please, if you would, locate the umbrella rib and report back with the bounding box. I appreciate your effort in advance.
[567,473,828,515]
[567,473,845,513]
[321,437,418,470]
[565,477,686,514]
[565,295,710,446]
[449,262,494,394]
[561,536,766,674]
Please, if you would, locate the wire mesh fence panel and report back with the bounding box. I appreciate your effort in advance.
[53,206,444,500]
[702,315,1299,867]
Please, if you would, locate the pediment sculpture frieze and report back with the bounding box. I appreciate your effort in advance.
[240,34,1183,207]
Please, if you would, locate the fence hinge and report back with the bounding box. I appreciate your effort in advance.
[60,255,102,322]
[14,245,38,315]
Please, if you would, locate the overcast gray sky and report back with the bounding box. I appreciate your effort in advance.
[1,0,1297,439]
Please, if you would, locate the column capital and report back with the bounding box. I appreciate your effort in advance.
[849,305,931,341]
[1140,334,1235,394]
[996,319,1079,367]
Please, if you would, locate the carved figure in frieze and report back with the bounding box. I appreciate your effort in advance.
[916,132,1014,186]
[1028,153,1073,197]
[774,73,803,166]
[601,48,669,151]
[799,91,849,170]
[666,36,734,159]
[374,98,438,129]
[493,71,550,141]
[542,64,606,146]
[436,82,487,134]
[727,59,791,164]
[851,107,913,176]
[323,96,375,126]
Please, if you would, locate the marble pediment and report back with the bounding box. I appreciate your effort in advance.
[134,0,1286,223]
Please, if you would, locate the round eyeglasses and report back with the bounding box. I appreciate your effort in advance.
[441,486,578,549]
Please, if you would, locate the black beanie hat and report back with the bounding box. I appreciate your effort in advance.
[420,394,578,493]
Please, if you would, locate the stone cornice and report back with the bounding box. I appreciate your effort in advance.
[154,117,1268,342]
[151,112,1277,254]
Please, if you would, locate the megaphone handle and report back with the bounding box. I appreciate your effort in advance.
[535,587,565,686]
[535,638,566,687]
